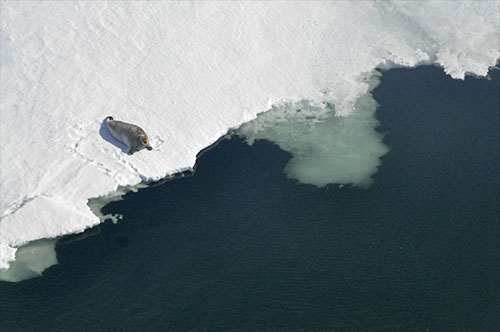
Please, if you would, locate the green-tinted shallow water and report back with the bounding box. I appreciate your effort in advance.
[1,66,499,331]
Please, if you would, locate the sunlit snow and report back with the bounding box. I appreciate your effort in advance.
[1,1,499,281]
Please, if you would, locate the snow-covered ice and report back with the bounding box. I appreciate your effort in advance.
[1,1,499,280]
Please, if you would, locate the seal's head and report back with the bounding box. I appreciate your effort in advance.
[138,134,153,151]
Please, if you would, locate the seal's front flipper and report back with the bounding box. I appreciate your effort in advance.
[146,146,153,151]
[127,150,134,155]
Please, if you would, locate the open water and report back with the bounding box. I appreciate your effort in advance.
[1,66,499,331]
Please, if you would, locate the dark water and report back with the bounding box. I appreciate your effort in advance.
[1,66,499,332]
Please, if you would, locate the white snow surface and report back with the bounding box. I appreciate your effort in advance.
[1,1,499,271]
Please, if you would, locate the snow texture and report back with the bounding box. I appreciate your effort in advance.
[1,1,499,274]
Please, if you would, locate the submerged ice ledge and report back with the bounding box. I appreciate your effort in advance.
[1,1,499,276]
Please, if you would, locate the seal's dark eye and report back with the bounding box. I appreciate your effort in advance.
[143,137,149,144]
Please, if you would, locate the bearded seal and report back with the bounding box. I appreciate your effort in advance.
[105,116,152,155]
